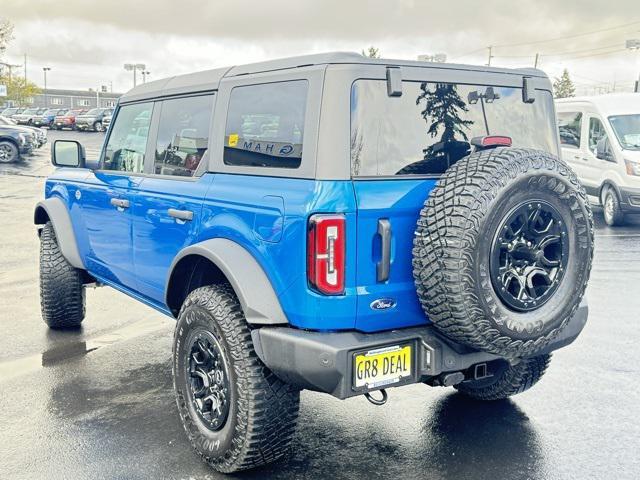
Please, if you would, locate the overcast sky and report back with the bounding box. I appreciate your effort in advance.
[1,0,639,94]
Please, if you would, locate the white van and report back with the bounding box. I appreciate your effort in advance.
[556,94,640,225]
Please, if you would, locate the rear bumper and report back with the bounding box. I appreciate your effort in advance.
[252,299,588,399]
[618,185,640,213]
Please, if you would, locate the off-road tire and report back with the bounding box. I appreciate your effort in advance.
[601,186,624,226]
[413,148,594,358]
[455,354,551,400]
[173,284,300,473]
[39,222,85,328]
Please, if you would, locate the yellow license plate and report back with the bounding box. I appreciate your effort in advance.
[354,344,412,389]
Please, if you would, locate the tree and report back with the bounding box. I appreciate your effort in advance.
[553,69,576,99]
[0,19,13,60]
[0,74,40,106]
[362,46,381,58]
[417,82,473,144]
[0,19,39,106]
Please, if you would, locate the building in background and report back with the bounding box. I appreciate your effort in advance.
[1,88,122,109]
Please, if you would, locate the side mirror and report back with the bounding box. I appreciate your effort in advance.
[52,140,85,168]
[596,137,615,162]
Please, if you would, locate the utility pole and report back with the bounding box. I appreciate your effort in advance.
[43,67,51,108]
[487,46,493,66]
[534,53,539,68]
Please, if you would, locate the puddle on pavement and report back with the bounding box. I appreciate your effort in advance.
[0,317,165,382]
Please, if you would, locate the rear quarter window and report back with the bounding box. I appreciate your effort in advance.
[350,80,558,177]
[223,80,307,169]
[557,111,583,149]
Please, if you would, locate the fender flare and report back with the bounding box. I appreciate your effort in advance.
[166,238,288,325]
[34,197,85,269]
[599,180,621,203]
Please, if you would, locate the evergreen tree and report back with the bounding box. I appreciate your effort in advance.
[361,46,381,58]
[417,82,473,144]
[553,69,576,98]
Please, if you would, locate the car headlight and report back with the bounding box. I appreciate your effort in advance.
[18,133,26,144]
[624,159,640,177]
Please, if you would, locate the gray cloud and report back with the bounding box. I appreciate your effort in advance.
[1,1,638,92]
[2,0,636,46]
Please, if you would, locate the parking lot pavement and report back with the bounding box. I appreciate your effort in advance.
[1,132,639,479]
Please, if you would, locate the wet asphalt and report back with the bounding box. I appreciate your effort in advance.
[0,130,639,480]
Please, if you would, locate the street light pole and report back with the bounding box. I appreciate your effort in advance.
[626,39,640,93]
[141,71,150,83]
[42,67,51,108]
[124,63,147,88]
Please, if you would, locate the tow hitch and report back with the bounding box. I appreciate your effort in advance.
[364,389,388,406]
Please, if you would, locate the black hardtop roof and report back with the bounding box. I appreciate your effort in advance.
[120,51,545,102]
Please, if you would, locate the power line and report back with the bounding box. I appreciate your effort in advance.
[548,48,628,62]
[492,43,623,59]
[449,47,486,61]
[542,43,622,57]
[492,20,640,48]
[450,21,640,62]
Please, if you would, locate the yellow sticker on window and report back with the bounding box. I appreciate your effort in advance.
[228,134,239,147]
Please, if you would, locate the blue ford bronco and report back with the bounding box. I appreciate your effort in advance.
[35,53,593,473]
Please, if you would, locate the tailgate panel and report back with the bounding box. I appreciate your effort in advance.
[353,179,437,332]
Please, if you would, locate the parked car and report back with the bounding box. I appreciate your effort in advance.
[101,113,112,131]
[33,108,68,128]
[36,53,593,473]
[557,93,640,226]
[0,107,25,119]
[0,124,35,162]
[75,108,113,132]
[13,107,47,125]
[0,115,47,148]
[52,109,86,130]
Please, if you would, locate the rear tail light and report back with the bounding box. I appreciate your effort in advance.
[307,214,345,295]
[471,135,513,148]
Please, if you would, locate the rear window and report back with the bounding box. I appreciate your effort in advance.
[224,80,307,169]
[350,80,557,177]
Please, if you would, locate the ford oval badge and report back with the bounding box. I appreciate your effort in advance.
[370,298,397,310]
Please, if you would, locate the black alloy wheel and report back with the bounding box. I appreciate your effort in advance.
[490,200,568,312]
[186,330,231,431]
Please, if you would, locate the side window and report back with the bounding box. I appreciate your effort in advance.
[588,117,608,154]
[103,102,153,173]
[224,80,307,169]
[557,111,583,149]
[153,95,214,177]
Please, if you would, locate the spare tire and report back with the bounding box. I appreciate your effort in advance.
[412,148,593,358]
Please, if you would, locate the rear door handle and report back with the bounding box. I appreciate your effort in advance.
[168,208,194,222]
[110,198,130,209]
[377,218,391,282]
